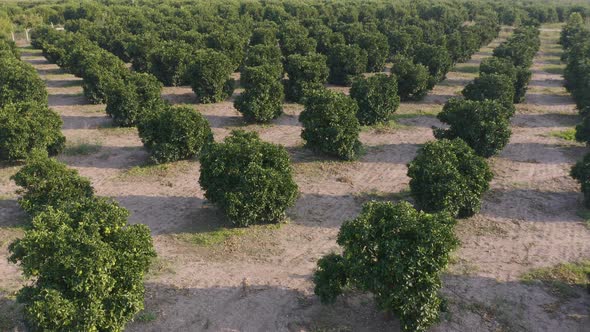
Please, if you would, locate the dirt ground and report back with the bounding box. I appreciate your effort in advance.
[1,26,589,331]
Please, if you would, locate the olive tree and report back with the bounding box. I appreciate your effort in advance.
[199,130,298,226]
[407,138,493,218]
[435,98,512,157]
[313,201,459,332]
[299,89,361,160]
[0,102,65,161]
[349,74,400,125]
[138,105,213,163]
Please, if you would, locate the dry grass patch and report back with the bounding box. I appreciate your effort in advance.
[63,139,103,156]
[521,261,590,300]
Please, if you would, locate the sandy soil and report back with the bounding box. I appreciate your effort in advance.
[1,26,589,331]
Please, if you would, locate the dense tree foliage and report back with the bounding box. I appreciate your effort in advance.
[300,89,361,160]
[435,99,512,158]
[138,105,213,163]
[284,52,329,102]
[0,102,65,161]
[390,55,430,101]
[313,201,458,332]
[462,73,516,107]
[199,130,298,226]
[105,72,164,127]
[187,49,235,103]
[235,64,284,123]
[0,55,47,107]
[326,43,367,86]
[350,74,400,125]
[412,43,452,88]
[9,182,154,332]
[11,152,94,216]
[147,40,194,86]
[571,153,590,208]
[407,138,493,218]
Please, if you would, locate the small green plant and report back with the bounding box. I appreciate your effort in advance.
[521,261,590,299]
[548,128,576,141]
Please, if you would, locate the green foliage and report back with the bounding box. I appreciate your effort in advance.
[279,21,316,57]
[314,201,458,332]
[358,31,389,72]
[0,56,47,108]
[390,55,430,101]
[435,99,512,158]
[0,37,19,58]
[299,89,362,160]
[327,43,367,86]
[462,73,516,107]
[0,102,65,161]
[407,138,493,218]
[480,57,531,103]
[235,64,284,123]
[11,152,94,216]
[350,74,400,125]
[493,25,540,68]
[187,49,235,103]
[571,153,590,208]
[243,43,283,68]
[413,43,452,88]
[206,29,247,71]
[8,197,155,331]
[105,72,164,127]
[199,130,298,227]
[148,40,194,86]
[313,253,348,304]
[137,105,213,164]
[284,52,329,102]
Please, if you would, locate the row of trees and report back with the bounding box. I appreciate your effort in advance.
[8,151,156,331]
[312,23,543,331]
[561,13,590,208]
[0,36,65,161]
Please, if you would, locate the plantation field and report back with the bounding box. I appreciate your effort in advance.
[0,24,588,331]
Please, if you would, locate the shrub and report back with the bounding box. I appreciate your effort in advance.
[407,138,493,218]
[250,25,279,46]
[0,56,47,107]
[435,99,512,157]
[462,73,515,107]
[0,102,65,161]
[148,40,194,86]
[243,43,283,68]
[284,53,329,102]
[571,153,590,208]
[235,64,284,123]
[8,197,155,331]
[81,62,127,104]
[350,74,400,125]
[199,130,298,226]
[575,115,590,144]
[413,43,452,87]
[279,21,316,57]
[187,49,235,103]
[357,31,389,72]
[0,37,19,58]
[327,43,368,86]
[480,57,531,103]
[137,105,213,163]
[390,55,430,101]
[11,152,94,215]
[299,89,361,160]
[206,30,247,71]
[105,72,164,127]
[314,201,458,332]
